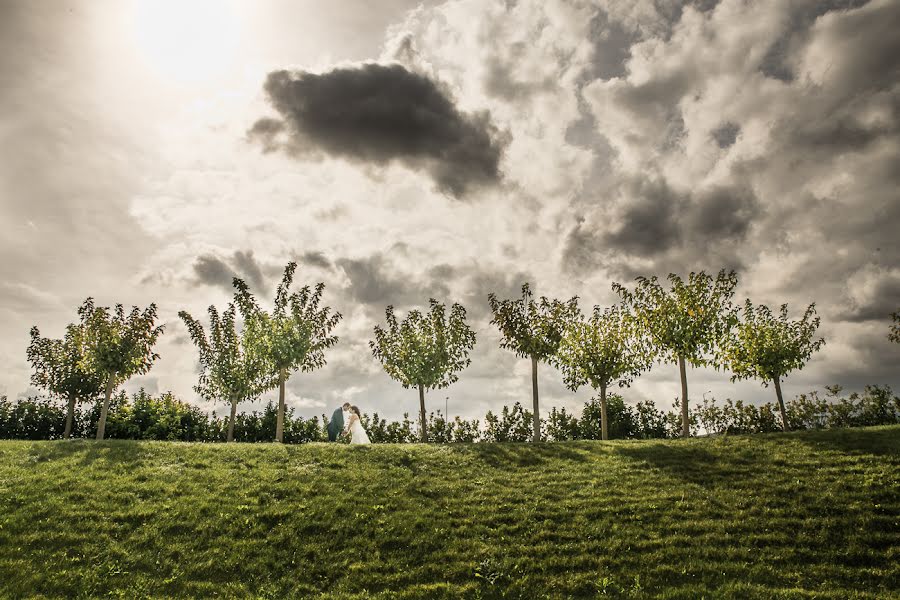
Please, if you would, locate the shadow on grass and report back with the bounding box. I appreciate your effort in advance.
[26,439,151,468]
[615,442,743,488]
[793,425,900,457]
[465,442,589,468]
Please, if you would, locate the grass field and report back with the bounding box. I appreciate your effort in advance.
[1,427,898,599]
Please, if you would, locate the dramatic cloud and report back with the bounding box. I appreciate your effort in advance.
[563,180,759,277]
[249,63,507,197]
[192,250,266,292]
[300,251,332,269]
[3,0,899,417]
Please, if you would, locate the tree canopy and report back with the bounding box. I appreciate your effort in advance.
[614,270,738,437]
[370,299,476,441]
[27,322,104,438]
[488,283,579,441]
[722,300,825,430]
[555,304,654,439]
[233,262,341,442]
[179,303,273,442]
[77,298,165,440]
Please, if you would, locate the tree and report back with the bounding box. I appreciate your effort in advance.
[370,299,476,442]
[721,300,825,430]
[614,270,738,437]
[488,283,579,442]
[233,262,341,443]
[27,322,104,438]
[890,310,900,343]
[179,303,273,442]
[78,298,165,440]
[555,304,653,440]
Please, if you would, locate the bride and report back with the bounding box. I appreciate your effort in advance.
[345,405,371,445]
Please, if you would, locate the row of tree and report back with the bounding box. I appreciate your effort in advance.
[27,262,897,443]
[2,384,897,443]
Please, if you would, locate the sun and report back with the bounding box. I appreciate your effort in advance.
[129,0,242,85]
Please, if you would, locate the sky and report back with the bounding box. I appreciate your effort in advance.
[1,0,898,422]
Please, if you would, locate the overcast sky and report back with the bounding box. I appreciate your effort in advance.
[1,0,898,421]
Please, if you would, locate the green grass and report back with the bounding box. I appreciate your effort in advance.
[1,427,898,599]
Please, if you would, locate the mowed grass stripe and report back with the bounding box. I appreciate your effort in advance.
[0,426,898,598]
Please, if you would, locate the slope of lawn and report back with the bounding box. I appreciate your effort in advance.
[0,426,898,599]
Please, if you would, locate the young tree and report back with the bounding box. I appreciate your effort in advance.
[370,299,476,442]
[26,323,104,438]
[233,262,341,443]
[488,283,579,442]
[179,303,273,442]
[613,270,738,437]
[78,298,165,440]
[721,300,825,431]
[890,310,900,343]
[555,304,654,440]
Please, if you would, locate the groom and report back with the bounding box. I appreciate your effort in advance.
[327,402,351,442]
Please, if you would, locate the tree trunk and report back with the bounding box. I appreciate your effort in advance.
[679,356,690,438]
[774,376,789,431]
[227,397,238,442]
[600,383,609,441]
[64,392,76,439]
[531,355,541,443]
[418,384,427,443]
[276,370,286,443]
[96,374,115,441]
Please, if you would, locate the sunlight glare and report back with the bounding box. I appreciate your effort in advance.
[130,0,242,86]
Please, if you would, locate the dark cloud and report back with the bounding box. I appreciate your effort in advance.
[586,9,636,81]
[711,122,740,149]
[759,0,873,81]
[462,265,534,320]
[563,181,759,277]
[301,251,332,269]
[193,255,235,290]
[687,186,761,241]
[249,63,507,197]
[605,179,683,256]
[333,252,534,322]
[336,254,450,307]
[192,250,267,292]
[841,271,900,322]
[232,250,264,289]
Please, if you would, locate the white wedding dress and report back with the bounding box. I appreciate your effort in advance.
[349,415,371,445]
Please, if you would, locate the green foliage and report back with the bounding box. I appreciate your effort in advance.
[488,283,579,361]
[0,395,68,440]
[545,406,579,441]
[890,310,900,343]
[1,428,897,597]
[483,402,534,442]
[179,304,272,406]
[370,299,476,391]
[26,323,104,407]
[556,303,653,392]
[722,300,825,384]
[694,396,781,435]
[579,394,638,439]
[358,412,417,443]
[613,270,738,368]
[232,262,341,442]
[233,262,341,377]
[77,298,164,386]
[1,385,898,443]
[546,396,669,441]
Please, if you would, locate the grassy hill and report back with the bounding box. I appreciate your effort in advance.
[1,427,898,599]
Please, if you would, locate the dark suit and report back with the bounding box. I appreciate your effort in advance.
[327,407,344,441]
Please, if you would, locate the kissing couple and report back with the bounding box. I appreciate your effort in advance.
[327,402,371,445]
